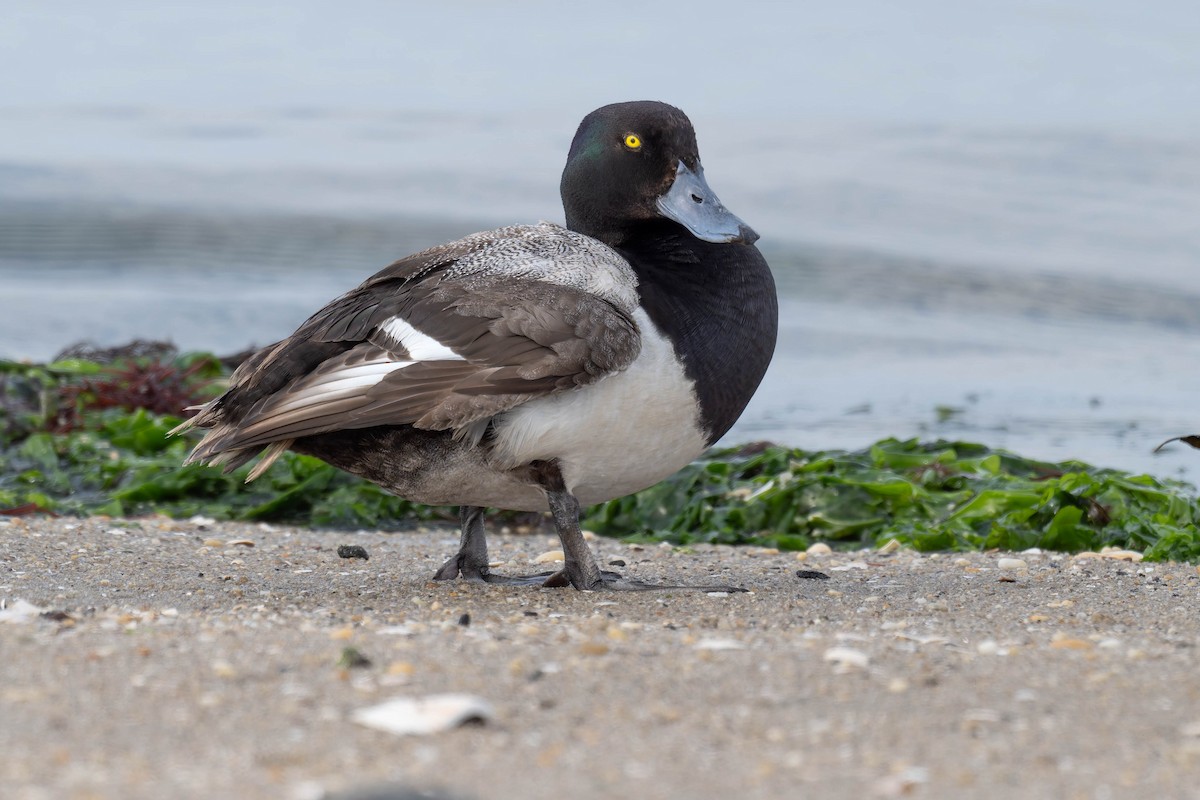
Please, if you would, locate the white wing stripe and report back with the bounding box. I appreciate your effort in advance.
[270,361,412,413]
[379,317,463,361]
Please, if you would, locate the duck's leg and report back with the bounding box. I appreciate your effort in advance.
[432,504,559,585]
[532,460,745,592]
[433,506,492,581]
[542,487,604,589]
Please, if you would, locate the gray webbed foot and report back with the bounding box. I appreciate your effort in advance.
[432,494,747,592]
[433,552,559,586]
[431,507,569,585]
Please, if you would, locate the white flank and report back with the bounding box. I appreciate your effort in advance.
[490,308,707,507]
[379,317,463,361]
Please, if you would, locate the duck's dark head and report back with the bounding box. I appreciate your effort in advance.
[561,100,758,249]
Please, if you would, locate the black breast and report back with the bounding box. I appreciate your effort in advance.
[618,223,778,445]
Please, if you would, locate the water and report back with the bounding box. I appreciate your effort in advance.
[2,2,1199,479]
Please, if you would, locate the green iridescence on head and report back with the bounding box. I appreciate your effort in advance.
[574,126,607,164]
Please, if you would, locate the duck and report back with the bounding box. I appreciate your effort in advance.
[175,100,778,591]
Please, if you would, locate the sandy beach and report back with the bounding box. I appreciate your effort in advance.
[3,514,1199,799]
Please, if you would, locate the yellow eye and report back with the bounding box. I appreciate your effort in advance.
[623,133,642,150]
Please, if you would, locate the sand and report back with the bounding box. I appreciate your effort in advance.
[3,514,1199,800]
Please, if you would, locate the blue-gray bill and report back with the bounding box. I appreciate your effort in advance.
[655,160,759,245]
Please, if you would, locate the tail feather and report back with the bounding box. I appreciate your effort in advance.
[168,400,218,437]
[245,440,293,482]
[174,408,296,482]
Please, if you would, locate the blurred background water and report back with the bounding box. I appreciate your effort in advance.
[2,1,1198,478]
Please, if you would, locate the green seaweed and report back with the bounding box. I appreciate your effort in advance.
[581,439,1199,560]
[2,355,1198,561]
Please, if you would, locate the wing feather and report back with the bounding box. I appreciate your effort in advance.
[181,223,641,474]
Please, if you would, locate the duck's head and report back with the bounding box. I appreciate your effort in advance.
[561,101,758,248]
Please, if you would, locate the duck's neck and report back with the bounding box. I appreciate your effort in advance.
[616,221,778,445]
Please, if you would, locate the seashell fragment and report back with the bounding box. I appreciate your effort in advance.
[353,694,494,736]
[823,646,869,671]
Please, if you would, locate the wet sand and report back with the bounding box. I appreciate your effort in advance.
[3,515,1199,799]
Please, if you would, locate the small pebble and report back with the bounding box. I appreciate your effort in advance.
[977,640,1001,655]
[998,558,1027,571]
[1098,548,1143,562]
[1075,549,1144,561]
[608,559,627,567]
[806,542,833,556]
[872,766,929,797]
[533,550,565,564]
[458,613,471,627]
[823,646,869,671]
[963,708,1002,724]
[1050,637,1093,650]
[876,538,901,554]
[337,647,372,669]
[578,641,609,656]
[695,638,745,651]
[227,539,255,548]
[337,545,370,561]
[795,570,830,580]
[212,661,237,679]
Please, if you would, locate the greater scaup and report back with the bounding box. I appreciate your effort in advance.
[176,100,778,590]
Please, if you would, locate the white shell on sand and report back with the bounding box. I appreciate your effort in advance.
[1073,548,1144,562]
[0,599,45,624]
[352,694,494,736]
[694,638,746,651]
[823,646,869,671]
